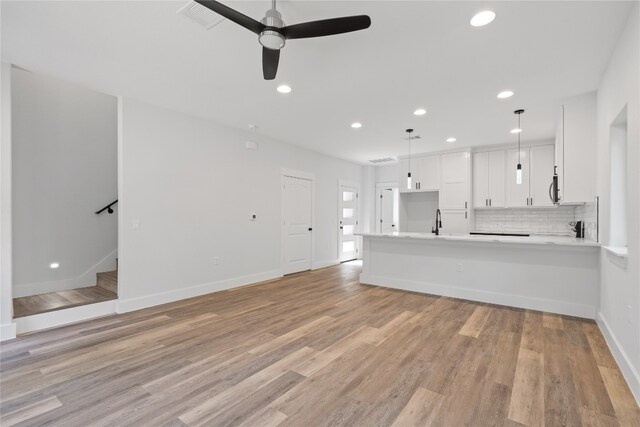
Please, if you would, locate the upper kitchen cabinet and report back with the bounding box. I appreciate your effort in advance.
[555,92,597,204]
[398,154,440,193]
[506,145,554,207]
[440,151,470,210]
[473,150,506,208]
[529,145,555,207]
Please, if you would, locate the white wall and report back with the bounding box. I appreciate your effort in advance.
[1,62,16,339]
[12,69,118,297]
[375,164,398,184]
[595,5,640,403]
[117,97,365,311]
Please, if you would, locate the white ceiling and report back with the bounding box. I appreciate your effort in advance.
[1,1,633,164]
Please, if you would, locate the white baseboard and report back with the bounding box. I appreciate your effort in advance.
[0,322,17,341]
[117,269,282,314]
[312,259,340,270]
[359,273,596,319]
[15,300,117,335]
[597,312,640,406]
[13,249,118,297]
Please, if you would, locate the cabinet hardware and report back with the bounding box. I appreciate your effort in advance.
[465,211,468,219]
[489,199,492,206]
[465,201,467,209]
[308,227,313,231]
[531,198,534,205]
[485,199,488,207]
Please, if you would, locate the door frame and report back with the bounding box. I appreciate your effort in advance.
[337,179,361,261]
[375,181,398,233]
[281,168,315,275]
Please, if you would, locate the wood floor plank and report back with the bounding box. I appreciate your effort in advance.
[391,386,444,427]
[508,348,545,427]
[458,305,492,338]
[1,262,637,426]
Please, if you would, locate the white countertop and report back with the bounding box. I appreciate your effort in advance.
[356,231,600,247]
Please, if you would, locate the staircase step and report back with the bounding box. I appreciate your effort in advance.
[97,270,118,294]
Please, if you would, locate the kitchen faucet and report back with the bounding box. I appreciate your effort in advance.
[432,209,442,236]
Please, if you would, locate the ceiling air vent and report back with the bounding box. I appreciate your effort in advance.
[369,157,395,164]
[177,1,225,30]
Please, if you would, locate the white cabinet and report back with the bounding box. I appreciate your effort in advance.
[555,92,597,204]
[440,209,469,235]
[506,145,554,207]
[440,152,470,210]
[473,150,505,208]
[439,151,470,235]
[398,155,440,193]
[529,145,555,207]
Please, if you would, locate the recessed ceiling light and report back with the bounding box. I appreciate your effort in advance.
[511,128,523,134]
[351,122,362,129]
[470,10,496,27]
[446,137,457,143]
[276,85,291,94]
[49,262,60,269]
[414,108,427,116]
[497,90,514,99]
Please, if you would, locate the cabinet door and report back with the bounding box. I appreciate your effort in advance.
[439,209,469,235]
[488,150,506,208]
[398,158,414,193]
[562,93,596,203]
[506,148,530,207]
[418,155,440,191]
[529,145,555,207]
[555,106,564,202]
[440,152,470,209]
[473,152,489,208]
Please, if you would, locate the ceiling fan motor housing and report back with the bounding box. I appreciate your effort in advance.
[259,9,285,50]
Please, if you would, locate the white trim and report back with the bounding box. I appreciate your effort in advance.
[359,273,596,319]
[597,312,640,405]
[1,323,17,341]
[603,245,628,258]
[117,269,282,313]
[280,167,315,181]
[13,249,118,297]
[375,181,399,189]
[312,259,340,270]
[0,62,14,337]
[15,300,117,335]
[280,170,315,275]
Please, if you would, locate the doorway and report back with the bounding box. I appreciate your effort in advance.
[338,181,359,262]
[282,174,313,275]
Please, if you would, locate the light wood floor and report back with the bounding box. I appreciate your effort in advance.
[1,262,638,426]
[12,286,118,318]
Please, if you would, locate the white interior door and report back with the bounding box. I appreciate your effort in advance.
[282,176,312,274]
[338,184,358,262]
[377,188,396,233]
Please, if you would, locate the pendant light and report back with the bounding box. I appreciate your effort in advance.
[406,129,414,189]
[514,109,525,185]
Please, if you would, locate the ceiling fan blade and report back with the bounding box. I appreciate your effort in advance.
[281,15,371,39]
[194,0,265,34]
[262,47,280,80]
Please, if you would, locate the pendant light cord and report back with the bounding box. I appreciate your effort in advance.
[518,113,521,163]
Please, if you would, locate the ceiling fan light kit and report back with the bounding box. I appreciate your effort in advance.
[195,0,371,80]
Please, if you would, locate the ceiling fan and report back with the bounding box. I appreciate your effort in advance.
[194,0,371,80]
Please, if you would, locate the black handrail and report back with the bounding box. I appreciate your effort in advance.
[95,200,118,215]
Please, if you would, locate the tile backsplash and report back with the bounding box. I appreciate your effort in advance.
[474,204,597,238]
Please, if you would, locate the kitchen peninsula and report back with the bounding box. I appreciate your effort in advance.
[357,231,600,318]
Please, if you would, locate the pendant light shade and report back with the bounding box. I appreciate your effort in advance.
[514,109,525,185]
